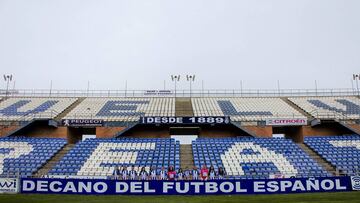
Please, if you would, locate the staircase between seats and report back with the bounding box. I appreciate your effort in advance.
[175,98,194,117]
[33,144,75,177]
[298,143,337,176]
[180,144,195,170]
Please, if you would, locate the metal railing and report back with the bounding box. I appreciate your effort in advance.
[0,88,359,98]
[2,168,358,180]
[308,110,356,121]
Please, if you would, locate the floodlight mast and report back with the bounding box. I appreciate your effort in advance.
[3,74,13,98]
[186,75,195,98]
[353,74,360,96]
[171,75,180,98]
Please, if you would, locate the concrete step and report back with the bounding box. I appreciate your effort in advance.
[54,97,86,121]
[175,98,194,117]
[298,143,337,176]
[180,144,195,169]
[281,97,314,120]
[33,144,76,177]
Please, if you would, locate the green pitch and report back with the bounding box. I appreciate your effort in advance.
[0,192,359,203]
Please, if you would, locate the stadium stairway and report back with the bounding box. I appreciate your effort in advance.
[114,122,139,137]
[230,121,256,137]
[33,143,75,177]
[297,143,337,176]
[54,97,85,122]
[175,98,193,116]
[180,144,195,170]
[281,97,314,120]
[0,121,18,137]
[337,120,360,135]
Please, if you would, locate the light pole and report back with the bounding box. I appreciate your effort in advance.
[186,75,195,98]
[240,80,243,97]
[353,74,360,96]
[202,80,204,97]
[3,74,13,98]
[87,81,90,97]
[49,80,53,97]
[125,80,128,97]
[171,75,180,98]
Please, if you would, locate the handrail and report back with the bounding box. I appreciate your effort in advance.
[0,88,359,98]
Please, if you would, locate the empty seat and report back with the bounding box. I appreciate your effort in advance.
[304,135,360,176]
[191,98,306,121]
[49,138,180,177]
[0,137,66,177]
[289,96,360,120]
[64,98,175,121]
[0,97,77,121]
[192,137,328,179]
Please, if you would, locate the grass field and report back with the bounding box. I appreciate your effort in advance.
[0,192,359,203]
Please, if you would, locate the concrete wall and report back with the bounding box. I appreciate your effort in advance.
[0,125,20,137]
[121,125,170,138]
[199,125,245,138]
[96,127,126,138]
[242,126,273,138]
[347,124,360,134]
[301,123,353,137]
[17,125,68,139]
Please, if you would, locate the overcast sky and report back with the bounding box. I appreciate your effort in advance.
[0,0,359,91]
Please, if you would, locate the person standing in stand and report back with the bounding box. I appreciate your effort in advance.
[200,164,209,181]
[121,166,128,180]
[217,167,226,180]
[209,165,216,180]
[159,166,167,180]
[139,166,148,180]
[112,166,121,179]
[167,165,176,180]
[129,165,137,180]
[177,168,184,180]
[192,166,199,180]
[149,166,157,180]
[184,167,191,180]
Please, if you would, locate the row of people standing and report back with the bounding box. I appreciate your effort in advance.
[113,165,227,180]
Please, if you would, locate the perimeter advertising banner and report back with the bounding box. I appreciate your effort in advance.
[20,177,355,195]
[0,178,19,194]
[350,176,360,190]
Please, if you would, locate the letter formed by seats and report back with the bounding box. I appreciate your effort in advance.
[0,142,33,174]
[221,142,298,177]
[0,100,58,116]
[96,101,149,117]
[77,142,156,176]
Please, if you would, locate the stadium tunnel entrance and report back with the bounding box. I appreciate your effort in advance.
[67,127,96,143]
[302,121,355,137]
[272,121,356,143]
[272,126,303,143]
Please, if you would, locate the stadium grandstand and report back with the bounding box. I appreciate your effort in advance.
[0,89,359,183]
